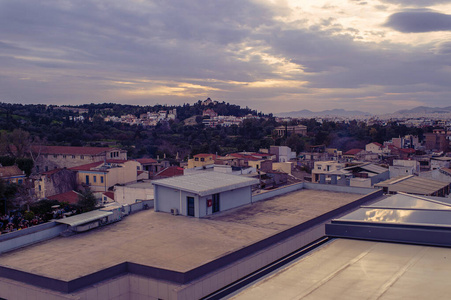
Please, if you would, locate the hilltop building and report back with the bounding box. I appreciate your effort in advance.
[32,146,127,173]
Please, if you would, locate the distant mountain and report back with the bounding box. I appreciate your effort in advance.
[276,109,371,118]
[395,106,451,114]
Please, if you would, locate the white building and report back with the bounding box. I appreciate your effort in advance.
[389,159,420,178]
[152,172,259,218]
[431,157,451,170]
[270,146,296,162]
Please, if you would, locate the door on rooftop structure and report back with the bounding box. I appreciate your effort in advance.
[187,196,195,217]
[212,193,220,213]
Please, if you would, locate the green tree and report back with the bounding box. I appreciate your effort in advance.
[77,189,98,212]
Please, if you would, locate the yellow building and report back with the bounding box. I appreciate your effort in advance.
[71,160,140,193]
[187,154,217,169]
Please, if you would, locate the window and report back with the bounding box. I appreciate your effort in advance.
[63,155,67,159]
[38,185,41,191]
[45,166,48,172]
[201,158,205,162]
[18,179,23,184]
[81,155,84,159]
[195,157,199,161]
[53,155,58,158]
[86,175,90,185]
[100,176,104,183]
[93,176,97,183]
[72,155,75,159]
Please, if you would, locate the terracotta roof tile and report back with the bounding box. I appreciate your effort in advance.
[47,191,80,204]
[156,166,184,178]
[103,192,114,200]
[0,165,24,178]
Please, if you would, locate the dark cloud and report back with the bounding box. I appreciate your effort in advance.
[385,10,451,32]
[0,0,450,113]
[380,0,451,6]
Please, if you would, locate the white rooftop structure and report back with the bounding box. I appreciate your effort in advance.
[152,172,258,197]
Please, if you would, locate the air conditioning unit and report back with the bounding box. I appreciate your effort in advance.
[170,208,179,215]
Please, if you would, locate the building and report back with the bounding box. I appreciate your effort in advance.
[186,153,218,169]
[274,125,307,137]
[233,193,451,299]
[70,160,140,193]
[345,163,389,188]
[0,165,26,184]
[375,175,451,197]
[133,158,166,178]
[0,183,382,299]
[419,167,451,184]
[389,159,420,178]
[270,146,296,162]
[34,168,77,199]
[311,161,346,183]
[430,156,451,170]
[424,131,449,152]
[365,142,384,154]
[152,172,259,217]
[32,146,127,173]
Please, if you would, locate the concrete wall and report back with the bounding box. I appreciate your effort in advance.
[197,187,252,217]
[253,183,304,202]
[303,182,377,195]
[155,186,252,218]
[0,222,67,254]
[115,185,154,205]
[154,186,199,217]
[273,162,292,175]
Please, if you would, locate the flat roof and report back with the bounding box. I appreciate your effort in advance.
[230,238,451,299]
[0,189,363,281]
[152,172,259,196]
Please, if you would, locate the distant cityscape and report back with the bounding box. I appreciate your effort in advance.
[0,99,450,299]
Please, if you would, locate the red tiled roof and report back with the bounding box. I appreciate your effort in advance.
[135,158,157,164]
[0,165,24,178]
[344,149,364,155]
[103,192,114,200]
[400,148,415,154]
[47,191,80,204]
[369,142,382,146]
[32,146,122,155]
[156,166,184,178]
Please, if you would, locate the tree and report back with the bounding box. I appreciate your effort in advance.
[77,188,98,212]
[0,179,18,214]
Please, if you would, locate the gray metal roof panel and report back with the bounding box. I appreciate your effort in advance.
[56,210,113,227]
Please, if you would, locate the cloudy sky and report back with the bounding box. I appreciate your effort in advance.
[1,0,450,114]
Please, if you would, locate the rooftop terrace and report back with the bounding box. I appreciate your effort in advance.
[0,190,365,282]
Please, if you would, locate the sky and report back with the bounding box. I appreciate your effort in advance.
[0,0,450,114]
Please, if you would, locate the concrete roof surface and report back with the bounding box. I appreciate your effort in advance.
[0,189,362,281]
[230,238,451,300]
